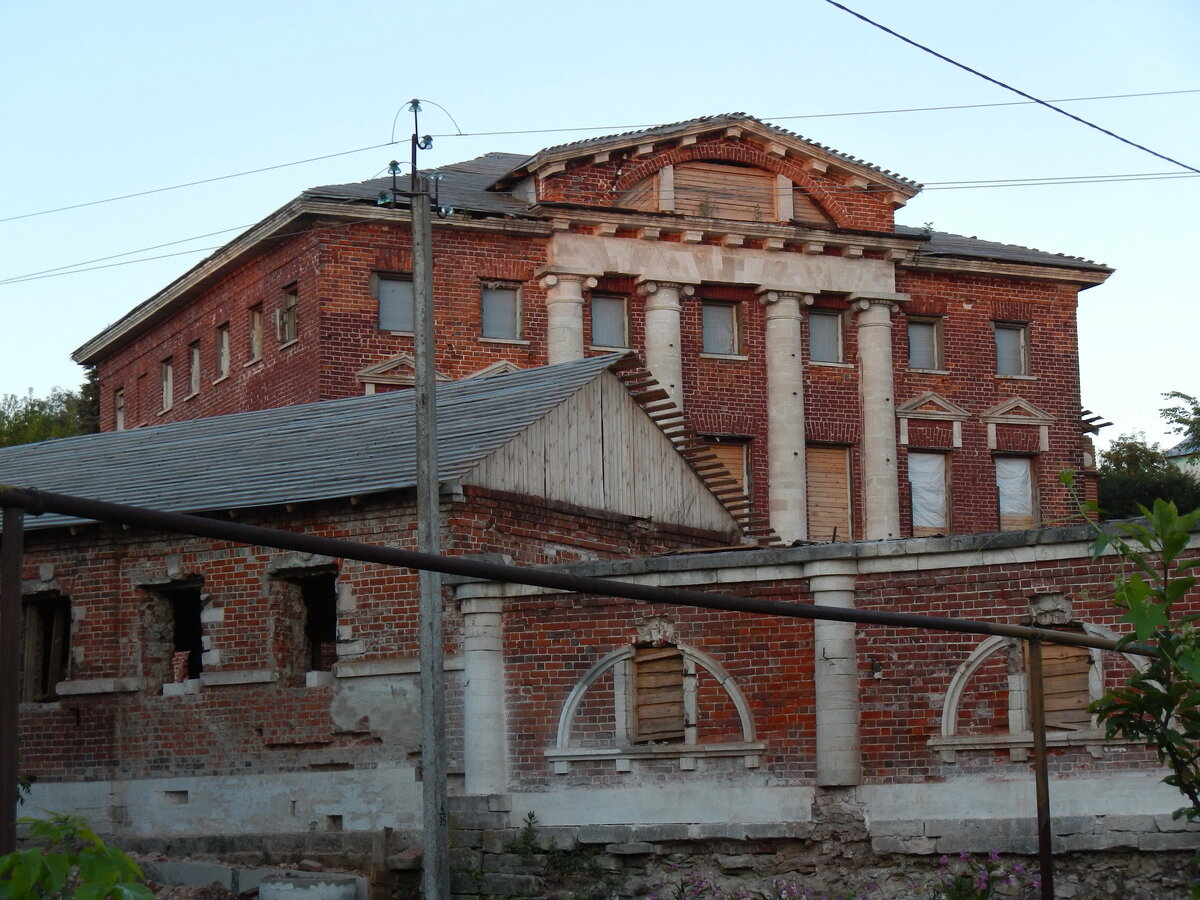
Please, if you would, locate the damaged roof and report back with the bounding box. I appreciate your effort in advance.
[0,355,631,530]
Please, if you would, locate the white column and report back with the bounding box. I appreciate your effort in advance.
[850,292,908,541]
[637,280,694,407]
[540,273,597,365]
[809,563,861,787]
[461,596,507,795]
[759,289,813,543]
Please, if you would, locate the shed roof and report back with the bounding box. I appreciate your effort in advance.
[0,355,635,531]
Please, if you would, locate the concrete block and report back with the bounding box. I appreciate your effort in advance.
[872,836,937,855]
[607,842,656,855]
[1154,814,1200,832]
[480,828,520,854]
[577,825,632,844]
[871,820,925,838]
[1050,816,1096,836]
[1101,814,1159,832]
[1140,832,1200,851]
[143,860,234,889]
[535,826,578,851]
[715,855,756,872]
[448,809,507,830]
[744,823,788,839]
[689,823,747,840]
[630,824,689,842]
[1058,832,1138,852]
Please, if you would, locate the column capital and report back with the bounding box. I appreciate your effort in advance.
[848,291,910,315]
[636,279,695,299]
[539,271,598,291]
[756,288,815,307]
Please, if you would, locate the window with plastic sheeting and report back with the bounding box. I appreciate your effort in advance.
[908,451,949,536]
[996,456,1037,530]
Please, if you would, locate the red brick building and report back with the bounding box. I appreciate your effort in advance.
[74,114,1111,545]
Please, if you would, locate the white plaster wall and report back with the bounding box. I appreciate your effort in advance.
[26,767,423,837]
[508,785,814,826]
[860,771,1181,823]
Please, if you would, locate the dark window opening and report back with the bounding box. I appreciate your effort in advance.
[300,573,339,672]
[21,594,71,702]
[160,585,204,680]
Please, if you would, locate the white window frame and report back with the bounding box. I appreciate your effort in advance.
[590,293,629,349]
[481,282,522,341]
[907,451,949,536]
[278,287,299,344]
[247,306,263,363]
[160,359,174,411]
[994,321,1030,376]
[373,274,415,333]
[113,389,125,431]
[808,310,844,364]
[215,323,230,381]
[996,455,1038,530]
[907,317,944,371]
[188,342,202,397]
[700,301,741,356]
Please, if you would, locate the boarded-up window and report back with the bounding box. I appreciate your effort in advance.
[1030,640,1092,730]
[675,162,775,222]
[619,174,659,212]
[908,451,949,536]
[792,188,834,225]
[808,445,852,541]
[704,439,750,495]
[996,456,1037,530]
[631,646,685,743]
[21,594,71,703]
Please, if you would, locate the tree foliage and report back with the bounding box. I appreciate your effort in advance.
[1163,391,1200,447]
[1080,497,1200,895]
[1097,433,1200,519]
[0,814,153,900]
[0,372,98,449]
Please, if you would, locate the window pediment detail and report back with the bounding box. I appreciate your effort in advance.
[897,393,971,448]
[981,397,1055,426]
[356,354,451,391]
[465,360,523,380]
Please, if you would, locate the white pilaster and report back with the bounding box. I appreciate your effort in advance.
[759,289,813,543]
[850,292,908,541]
[540,273,598,365]
[809,565,861,787]
[461,597,508,795]
[637,280,694,407]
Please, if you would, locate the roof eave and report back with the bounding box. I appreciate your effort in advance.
[901,254,1112,287]
[491,115,921,198]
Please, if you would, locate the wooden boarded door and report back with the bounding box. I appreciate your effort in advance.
[807,446,852,542]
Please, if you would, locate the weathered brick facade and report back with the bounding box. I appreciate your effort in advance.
[77,114,1110,544]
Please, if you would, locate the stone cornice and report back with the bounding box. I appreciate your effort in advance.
[901,254,1111,287]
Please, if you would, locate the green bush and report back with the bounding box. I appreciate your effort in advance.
[0,814,154,900]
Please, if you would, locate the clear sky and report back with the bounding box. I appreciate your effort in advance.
[2,0,1197,451]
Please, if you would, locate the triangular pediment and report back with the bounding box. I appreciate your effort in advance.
[896,392,971,421]
[465,360,523,380]
[356,354,451,386]
[981,398,1055,425]
[491,113,919,202]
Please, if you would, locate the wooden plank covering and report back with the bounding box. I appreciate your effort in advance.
[674,162,776,222]
[1032,642,1093,730]
[807,446,852,542]
[704,441,748,494]
[619,175,658,212]
[792,188,834,225]
[631,646,685,743]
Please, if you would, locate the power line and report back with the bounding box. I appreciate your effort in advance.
[0,142,398,226]
[4,89,1196,228]
[821,0,1200,176]
[2,169,1194,287]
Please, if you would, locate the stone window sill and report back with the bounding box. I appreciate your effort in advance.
[545,741,764,774]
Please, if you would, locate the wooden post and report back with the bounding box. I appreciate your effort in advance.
[1027,640,1055,899]
[1,507,25,855]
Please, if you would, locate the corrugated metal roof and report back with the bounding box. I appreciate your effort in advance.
[0,354,627,531]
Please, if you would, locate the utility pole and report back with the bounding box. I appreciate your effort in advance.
[380,98,450,900]
[1,507,24,855]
